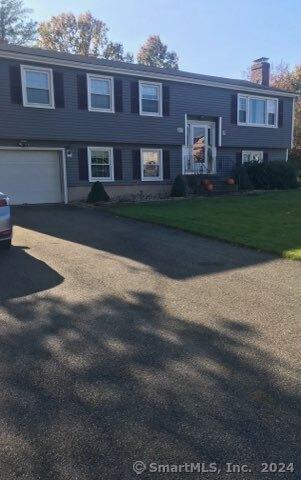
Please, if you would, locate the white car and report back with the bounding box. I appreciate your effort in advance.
[0,193,12,249]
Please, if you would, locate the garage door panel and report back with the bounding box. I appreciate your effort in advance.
[0,150,63,204]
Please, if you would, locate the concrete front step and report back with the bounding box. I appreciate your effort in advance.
[199,190,239,196]
[183,175,238,196]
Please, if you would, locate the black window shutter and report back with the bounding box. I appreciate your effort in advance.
[53,71,65,108]
[77,74,87,110]
[132,149,141,180]
[78,148,89,181]
[9,65,22,104]
[163,85,170,116]
[278,100,283,127]
[231,94,237,124]
[163,150,170,179]
[114,79,123,112]
[131,81,139,113]
[114,148,123,180]
[263,152,269,163]
[215,118,220,146]
[236,151,242,167]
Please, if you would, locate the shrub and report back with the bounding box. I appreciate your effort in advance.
[244,161,298,190]
[171,175,186,197]
[87,181,110,203]
[233,164,253,190]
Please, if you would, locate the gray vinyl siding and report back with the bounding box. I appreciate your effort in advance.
[0,58,293,149]
[66,143,181,187]
[0,57,294,189]
[216,148,288,176]
[0,59,182,145]
[0,139,181,187]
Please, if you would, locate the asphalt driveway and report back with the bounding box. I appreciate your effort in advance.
[0,205,300,480]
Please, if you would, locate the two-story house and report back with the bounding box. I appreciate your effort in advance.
[0,44,296,204]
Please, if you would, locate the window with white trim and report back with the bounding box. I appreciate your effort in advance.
[88,147,114,181]
[21,65,54,108]
[141,149,163,180]
[139,81,162,116]
[242,151,264,163]
[267,99,277,126]
[237,94,278,127]
[87,74,114,112]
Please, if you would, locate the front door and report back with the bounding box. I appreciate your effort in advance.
[188,122,216,174]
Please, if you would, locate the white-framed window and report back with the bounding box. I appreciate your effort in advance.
[88,147,114,182]
[237,94,278,127]
[242,150,264,163]
[141,148,163,181]
[139,81,162,116]
[238,96,247,124]
[87,74,114,113]
[21,65,54,109]
[267,99,277,126]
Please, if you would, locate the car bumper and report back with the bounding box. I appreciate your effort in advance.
[0,227,12,241]
[0,204,12,241]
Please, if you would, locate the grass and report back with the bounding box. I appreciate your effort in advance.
[109,190,301,260]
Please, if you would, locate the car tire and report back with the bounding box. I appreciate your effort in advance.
[0,240,11,249]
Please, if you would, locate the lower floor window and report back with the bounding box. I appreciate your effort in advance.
[141,149,163,181]
[88,147,114,181]
[242,150,263,163]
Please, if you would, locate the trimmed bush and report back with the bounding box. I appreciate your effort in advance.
[244,161,298,190]
[288,149,301,179]
[234,164,253,190]
[171,175,187,197]
[87,181,110,203]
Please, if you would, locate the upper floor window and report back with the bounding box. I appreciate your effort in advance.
[21,65,54,108]
[88,147,114,182]
[87,74,114,113]
[141,149,163,180]
[237,94,278,127]
[139,81,162,116]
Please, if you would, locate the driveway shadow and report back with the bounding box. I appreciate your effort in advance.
[0,246,64,302]
[13,205,277,280]
[0,291,299,479]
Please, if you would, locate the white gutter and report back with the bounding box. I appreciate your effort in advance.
[0,49,297,98]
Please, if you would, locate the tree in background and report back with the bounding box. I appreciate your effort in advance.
[37,11,133,62]
[137,35,179,69]
[38,11,108,57]
[271,63,301,154]
[102,41,133,62]
[0,0,37,44]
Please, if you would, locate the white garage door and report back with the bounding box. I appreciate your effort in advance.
[0,150,63,205]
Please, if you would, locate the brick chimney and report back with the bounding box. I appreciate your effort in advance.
[250,57,270,86]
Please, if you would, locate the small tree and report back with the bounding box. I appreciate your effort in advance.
[171,175,186,197]
[87,182,110,203]
[137,35,179,69]
[0,0,37,45]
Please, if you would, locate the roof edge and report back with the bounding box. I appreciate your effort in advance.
[0,48,297,98]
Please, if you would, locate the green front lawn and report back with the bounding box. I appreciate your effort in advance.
[110,190,301,260]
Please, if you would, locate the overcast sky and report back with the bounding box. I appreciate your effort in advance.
[26,0,300,78]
